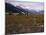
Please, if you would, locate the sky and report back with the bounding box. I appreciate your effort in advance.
[5,0,44,12]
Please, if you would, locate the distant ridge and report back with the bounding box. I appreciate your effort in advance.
[5,3,27,13]
[5,3,44,14]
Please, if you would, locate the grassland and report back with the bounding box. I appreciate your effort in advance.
[5,14,44,34]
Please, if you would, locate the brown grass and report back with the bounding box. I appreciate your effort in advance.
[5,14,44,34]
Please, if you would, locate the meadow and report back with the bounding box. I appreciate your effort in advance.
[5,14,44,34]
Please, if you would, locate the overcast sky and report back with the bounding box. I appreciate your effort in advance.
[5,0,44,11]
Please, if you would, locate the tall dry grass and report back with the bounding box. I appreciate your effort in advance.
[5,14,44,33]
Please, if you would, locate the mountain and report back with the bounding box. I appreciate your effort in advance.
[15,6,27,12]
[5,3,44,14]
[28,9,38,14]
[38,10,44,14]
[5,3,27,13]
